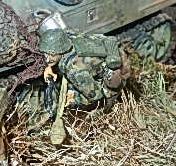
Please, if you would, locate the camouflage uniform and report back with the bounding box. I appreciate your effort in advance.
[39,29,130,105]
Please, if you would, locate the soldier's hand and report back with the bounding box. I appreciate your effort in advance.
[103,49,131,89]
[44,65,57,83]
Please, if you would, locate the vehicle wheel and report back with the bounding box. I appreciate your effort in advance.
[134,32,157,58]
[151,22,171,60]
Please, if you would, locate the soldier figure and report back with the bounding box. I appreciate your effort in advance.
[39,28,130,106]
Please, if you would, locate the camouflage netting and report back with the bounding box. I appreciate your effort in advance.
[0,1,45,94]
[0,2,46,164]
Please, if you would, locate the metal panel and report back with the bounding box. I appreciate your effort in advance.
[3,0,176,34]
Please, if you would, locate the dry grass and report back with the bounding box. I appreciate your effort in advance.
[3,56,176,166]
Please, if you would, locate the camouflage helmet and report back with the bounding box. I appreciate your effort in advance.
[39,29,72,55]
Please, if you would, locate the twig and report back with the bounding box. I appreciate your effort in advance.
[165,132,176,152]
[117,139,135,166]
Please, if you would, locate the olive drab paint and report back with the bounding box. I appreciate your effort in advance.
[3,0,176,34]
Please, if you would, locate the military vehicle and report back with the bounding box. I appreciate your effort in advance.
[2,0,176,61]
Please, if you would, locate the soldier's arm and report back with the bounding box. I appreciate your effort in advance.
[59,54,103,102]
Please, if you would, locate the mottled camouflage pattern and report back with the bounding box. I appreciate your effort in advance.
[39,29,72,54]
[58,48,102,104]
[39,28,130,105]
[0,1,28,65]
[71,34,107,57]
[71,34,122,70]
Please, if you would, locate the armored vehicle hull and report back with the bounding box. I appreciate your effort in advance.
[2,0,176,33]
[2,0,176,60]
